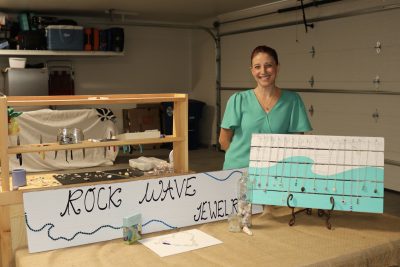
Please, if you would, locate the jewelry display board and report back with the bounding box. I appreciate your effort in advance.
[248,134,384,213]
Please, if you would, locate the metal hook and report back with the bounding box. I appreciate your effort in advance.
[330,196,335,211]
[287,193,294,208]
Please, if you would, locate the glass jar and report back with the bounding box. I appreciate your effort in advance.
[237,170,252,228]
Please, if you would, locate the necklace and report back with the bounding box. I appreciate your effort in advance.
[341,139,347,204]
[350,138,355,211]
[325,139,333,191]
[374,139,379,194]
[287,137,295,198]
[301,138,308,192]
[299,138,305,192]
[280,137,288,204]
[255,87,277,112]
[362,139,370,191]
[356,138,362,205]
[294,136,299,187]
[279,137,287,188]
[273,137,281,187]
[332,140,338,193]
[255,139,262,188]
[312,136,318,191]
[264,135,273,192]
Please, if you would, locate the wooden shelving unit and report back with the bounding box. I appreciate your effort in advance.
[0,93,188,267]
[0,49,124,57]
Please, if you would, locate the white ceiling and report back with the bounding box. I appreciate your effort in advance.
[0,0,284,23]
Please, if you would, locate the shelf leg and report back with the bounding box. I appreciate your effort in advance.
[0,97,10,192]
[0,206,13,267]
[172,98,188,173]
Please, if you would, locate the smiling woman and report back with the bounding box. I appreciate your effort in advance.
[219,45,313,170]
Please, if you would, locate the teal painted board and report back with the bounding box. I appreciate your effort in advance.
[248,134,384,213]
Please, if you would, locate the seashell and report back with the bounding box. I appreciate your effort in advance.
[242,226,253,236]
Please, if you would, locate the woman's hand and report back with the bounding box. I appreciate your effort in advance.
[219,128,233,151]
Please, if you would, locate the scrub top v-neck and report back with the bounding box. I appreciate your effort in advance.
[221,89,312,170]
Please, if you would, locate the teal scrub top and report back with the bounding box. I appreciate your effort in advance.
[221,89,312,170]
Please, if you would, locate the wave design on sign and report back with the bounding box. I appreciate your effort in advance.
[142,219,177,229]
[203,170,243,181]
[25,213,178,241]
[25,212,122,242]
[249,156,383,180]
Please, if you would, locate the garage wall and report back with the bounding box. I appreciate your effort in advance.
[218,0,400,191]
[189,27,216,148]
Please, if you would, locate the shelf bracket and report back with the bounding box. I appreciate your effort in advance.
[373,75,380,89]
[308,75,315,88]
[372,109,379,123]
[309,46,316,58]
[374,41,381,54]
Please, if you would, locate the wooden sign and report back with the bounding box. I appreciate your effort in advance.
[249,134,384,213]
[24,169,262,253]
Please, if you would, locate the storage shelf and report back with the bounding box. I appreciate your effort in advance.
[6,93,187,106]
[0,50,123,57]
[8,136,181,154]
[0,93,189,193]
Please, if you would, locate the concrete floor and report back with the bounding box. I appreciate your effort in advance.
[116,147,400,218]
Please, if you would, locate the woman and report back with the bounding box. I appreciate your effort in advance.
[219,45,312,170]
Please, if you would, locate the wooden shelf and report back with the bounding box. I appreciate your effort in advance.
[8,136,182,154]
[0,50,124,57]
[6,94,187,106]
[0,93,189,192]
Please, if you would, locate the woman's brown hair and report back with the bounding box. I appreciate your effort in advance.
[250,45,279,65]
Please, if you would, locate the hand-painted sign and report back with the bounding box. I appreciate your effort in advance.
[24,169,262,253]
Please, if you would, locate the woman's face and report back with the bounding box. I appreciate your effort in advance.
[251,52,279,88]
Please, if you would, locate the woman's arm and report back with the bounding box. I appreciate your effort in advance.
[219,128,233,151]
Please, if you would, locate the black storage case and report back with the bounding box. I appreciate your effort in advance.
[106,27,124,52]
[18,30,46,50]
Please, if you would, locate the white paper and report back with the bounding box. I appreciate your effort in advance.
[139,229,222,257]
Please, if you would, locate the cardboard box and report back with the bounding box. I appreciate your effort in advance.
[123,105,161,149]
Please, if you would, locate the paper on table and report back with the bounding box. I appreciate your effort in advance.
[139,229,222,257]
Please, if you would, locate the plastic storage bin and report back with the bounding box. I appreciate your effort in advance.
[8,58,26,68]
[46,25,84,51]
[162,99,205,150]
